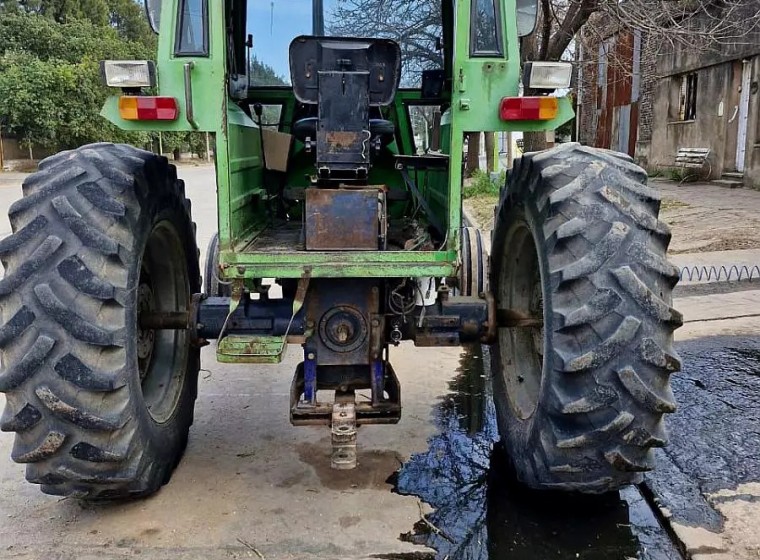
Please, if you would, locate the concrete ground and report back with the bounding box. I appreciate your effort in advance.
[0,165,459,559]
[0,166,758,559]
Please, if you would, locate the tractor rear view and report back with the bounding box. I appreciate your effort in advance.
[0,0,681,500]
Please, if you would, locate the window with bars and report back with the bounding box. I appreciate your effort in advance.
[678,73,698,121]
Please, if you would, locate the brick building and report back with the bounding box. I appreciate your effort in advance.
[577,9,760,189]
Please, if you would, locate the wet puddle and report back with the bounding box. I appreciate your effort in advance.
[391,344,682,560]
[644,337,760,530]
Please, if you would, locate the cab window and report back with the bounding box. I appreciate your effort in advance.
[175,0,208,56]
[470,0,503,56]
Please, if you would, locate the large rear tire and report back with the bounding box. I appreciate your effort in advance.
[0,143,200,499]
[490,143,682,493]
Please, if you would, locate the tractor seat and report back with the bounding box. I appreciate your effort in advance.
[292,117,396,147]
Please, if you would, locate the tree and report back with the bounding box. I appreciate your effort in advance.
[250,55,287,87]
[0,11,154,151]
[329,0,443,86]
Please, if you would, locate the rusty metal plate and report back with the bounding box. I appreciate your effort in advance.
[305,188,379,250]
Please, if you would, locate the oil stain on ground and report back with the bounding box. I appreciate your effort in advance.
[645,336,760,531]
[391,344,682,560]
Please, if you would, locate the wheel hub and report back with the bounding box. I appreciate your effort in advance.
[497,222,544,420]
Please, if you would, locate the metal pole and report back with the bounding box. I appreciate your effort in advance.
[313,0,324,35]
[205,132,211,162]
[0,126,4,170]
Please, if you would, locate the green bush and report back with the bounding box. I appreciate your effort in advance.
[464,170,504,199]
[667,167,686,182]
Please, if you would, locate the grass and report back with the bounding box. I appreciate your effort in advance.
[660,198,690,211]
[463,169,504,200]
[462,170,505,229]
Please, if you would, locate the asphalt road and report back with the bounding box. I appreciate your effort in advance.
[0,163,758,560]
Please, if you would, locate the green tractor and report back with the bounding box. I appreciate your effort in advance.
[0,0,681,500]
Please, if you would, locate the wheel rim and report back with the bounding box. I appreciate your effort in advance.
[137,221,190,424]
[497,220,544,420]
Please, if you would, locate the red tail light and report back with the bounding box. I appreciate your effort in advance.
[118,96,179,121]
[499,97,558,121]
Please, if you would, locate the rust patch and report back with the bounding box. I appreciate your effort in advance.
[325,131,361,151]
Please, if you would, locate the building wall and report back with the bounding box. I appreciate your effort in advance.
[577,25,641,157]
[578,8,760,187]
[646,51,759,184]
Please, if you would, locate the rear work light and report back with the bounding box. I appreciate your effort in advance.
[101,60,156,88]
[523,61,573,89]
[118,96,179,121]
[499,97,559,121]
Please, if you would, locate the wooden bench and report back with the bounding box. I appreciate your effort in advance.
[675,148,711,181]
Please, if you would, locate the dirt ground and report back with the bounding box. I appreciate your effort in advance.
[657,179,760,254]
[464,177,760,255]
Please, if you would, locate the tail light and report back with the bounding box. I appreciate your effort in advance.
[499,97,559,121]
[118,96,179,121]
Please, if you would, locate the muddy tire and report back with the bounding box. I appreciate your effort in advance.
[0,143,200,499]
[204,232,230,297]
[490,143,682,493]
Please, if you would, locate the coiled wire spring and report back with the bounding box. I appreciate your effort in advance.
[679,265,760,282]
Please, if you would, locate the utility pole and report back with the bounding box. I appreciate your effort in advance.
[313,0,324,35]
[0,126,4,170]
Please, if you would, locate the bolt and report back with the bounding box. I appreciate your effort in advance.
[237,266,245,275]
[306,320,315,328]
[307,352,316,360]
[336,325,350,343]
[371,319,380,327]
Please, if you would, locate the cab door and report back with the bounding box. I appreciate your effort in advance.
[451,0,520,133]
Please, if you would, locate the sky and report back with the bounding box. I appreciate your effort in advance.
[247,0,340,83]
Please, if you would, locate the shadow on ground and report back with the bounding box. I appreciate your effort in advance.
[390,345,681,560]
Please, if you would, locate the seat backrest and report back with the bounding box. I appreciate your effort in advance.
[289,36,402,107]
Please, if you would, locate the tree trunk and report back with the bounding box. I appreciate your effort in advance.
[173,148,181,161]
[522,131,549,153]
[485,132,496,172]
[465,132,481,177]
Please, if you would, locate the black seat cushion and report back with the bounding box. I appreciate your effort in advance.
[292,117,396,147]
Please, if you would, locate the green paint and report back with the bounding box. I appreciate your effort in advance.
[101,0,572,281]
[217,335,286,364]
